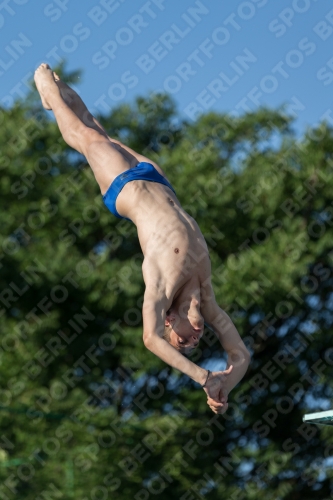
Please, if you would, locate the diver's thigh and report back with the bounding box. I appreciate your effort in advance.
[112,140,167,178]
[86,139,137,195]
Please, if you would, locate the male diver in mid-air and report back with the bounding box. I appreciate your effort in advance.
[34,63,250,414]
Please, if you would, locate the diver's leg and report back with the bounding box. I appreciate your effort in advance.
[53,74,169,180]
[53,72,108,136]
[34,64,137,194]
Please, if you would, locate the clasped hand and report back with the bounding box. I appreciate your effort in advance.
[203,365,233,414]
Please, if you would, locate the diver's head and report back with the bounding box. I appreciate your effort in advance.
[163,301,204,355]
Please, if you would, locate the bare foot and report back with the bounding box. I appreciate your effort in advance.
[34,63,60,110]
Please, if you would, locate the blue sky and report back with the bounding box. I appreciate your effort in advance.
[1,0,333,133]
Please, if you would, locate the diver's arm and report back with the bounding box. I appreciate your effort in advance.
[200,278,251,395]
[203,301,251,395]
[142,290,208,385]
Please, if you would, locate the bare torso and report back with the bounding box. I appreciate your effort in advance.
[116,179,211,304]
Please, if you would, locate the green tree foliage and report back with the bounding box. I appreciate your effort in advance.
[0,79,333,499]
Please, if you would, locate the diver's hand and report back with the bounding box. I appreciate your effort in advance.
[206,387,228,414]
[203,366,233,414]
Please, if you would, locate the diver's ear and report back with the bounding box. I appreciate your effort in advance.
[165,316,176,326]
[165,308,176,326]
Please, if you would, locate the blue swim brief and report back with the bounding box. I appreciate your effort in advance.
[102,161,176,221]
